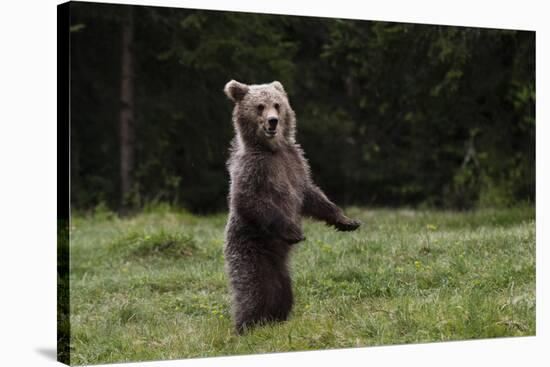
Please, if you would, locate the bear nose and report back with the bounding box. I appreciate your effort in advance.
[267,117,278,130]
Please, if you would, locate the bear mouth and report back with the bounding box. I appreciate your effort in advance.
[264,129,277,138]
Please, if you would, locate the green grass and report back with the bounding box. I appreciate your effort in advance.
[69,206,535,365]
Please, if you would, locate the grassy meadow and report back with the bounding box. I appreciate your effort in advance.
[69,205,535,365]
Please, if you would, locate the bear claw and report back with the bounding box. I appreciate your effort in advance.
[335,218,361,231]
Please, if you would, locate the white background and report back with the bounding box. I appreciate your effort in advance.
[0,0,547,366]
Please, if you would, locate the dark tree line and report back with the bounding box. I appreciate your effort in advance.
[69,2,535,213]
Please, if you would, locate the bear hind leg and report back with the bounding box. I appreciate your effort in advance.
[232,267,293,333]
[270,271,293,322]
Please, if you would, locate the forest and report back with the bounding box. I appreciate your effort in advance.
[69,2,535,213]
[60,4,536,364]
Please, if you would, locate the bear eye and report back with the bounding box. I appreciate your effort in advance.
[257,104,265,113]
[274,103,280,110]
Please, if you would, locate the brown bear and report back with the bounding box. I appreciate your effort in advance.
[223,80,361,334]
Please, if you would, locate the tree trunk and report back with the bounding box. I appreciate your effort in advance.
[119,7,134,209]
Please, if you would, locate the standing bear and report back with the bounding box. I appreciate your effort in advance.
[223,80,361,333]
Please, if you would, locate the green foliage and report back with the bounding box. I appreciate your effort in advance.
[69,207,535,364]
[112,230,198,259]
[57,219,70,364]
[69,3,535,212]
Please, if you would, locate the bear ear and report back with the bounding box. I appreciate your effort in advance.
[224,80,249,102]
[272,81,286,94]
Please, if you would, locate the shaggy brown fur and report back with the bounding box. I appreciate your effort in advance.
[223,80,361,334]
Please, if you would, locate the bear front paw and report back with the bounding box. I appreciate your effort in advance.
[283,225,305,244]
[284,233,306,244]
[287,235,306,244]
[335,218,361,232]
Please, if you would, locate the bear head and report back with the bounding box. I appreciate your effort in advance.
[224,80,296,151]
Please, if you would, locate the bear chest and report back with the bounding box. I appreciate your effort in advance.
[264,153,304,208]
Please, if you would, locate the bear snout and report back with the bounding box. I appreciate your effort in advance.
[267,117,278,131]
